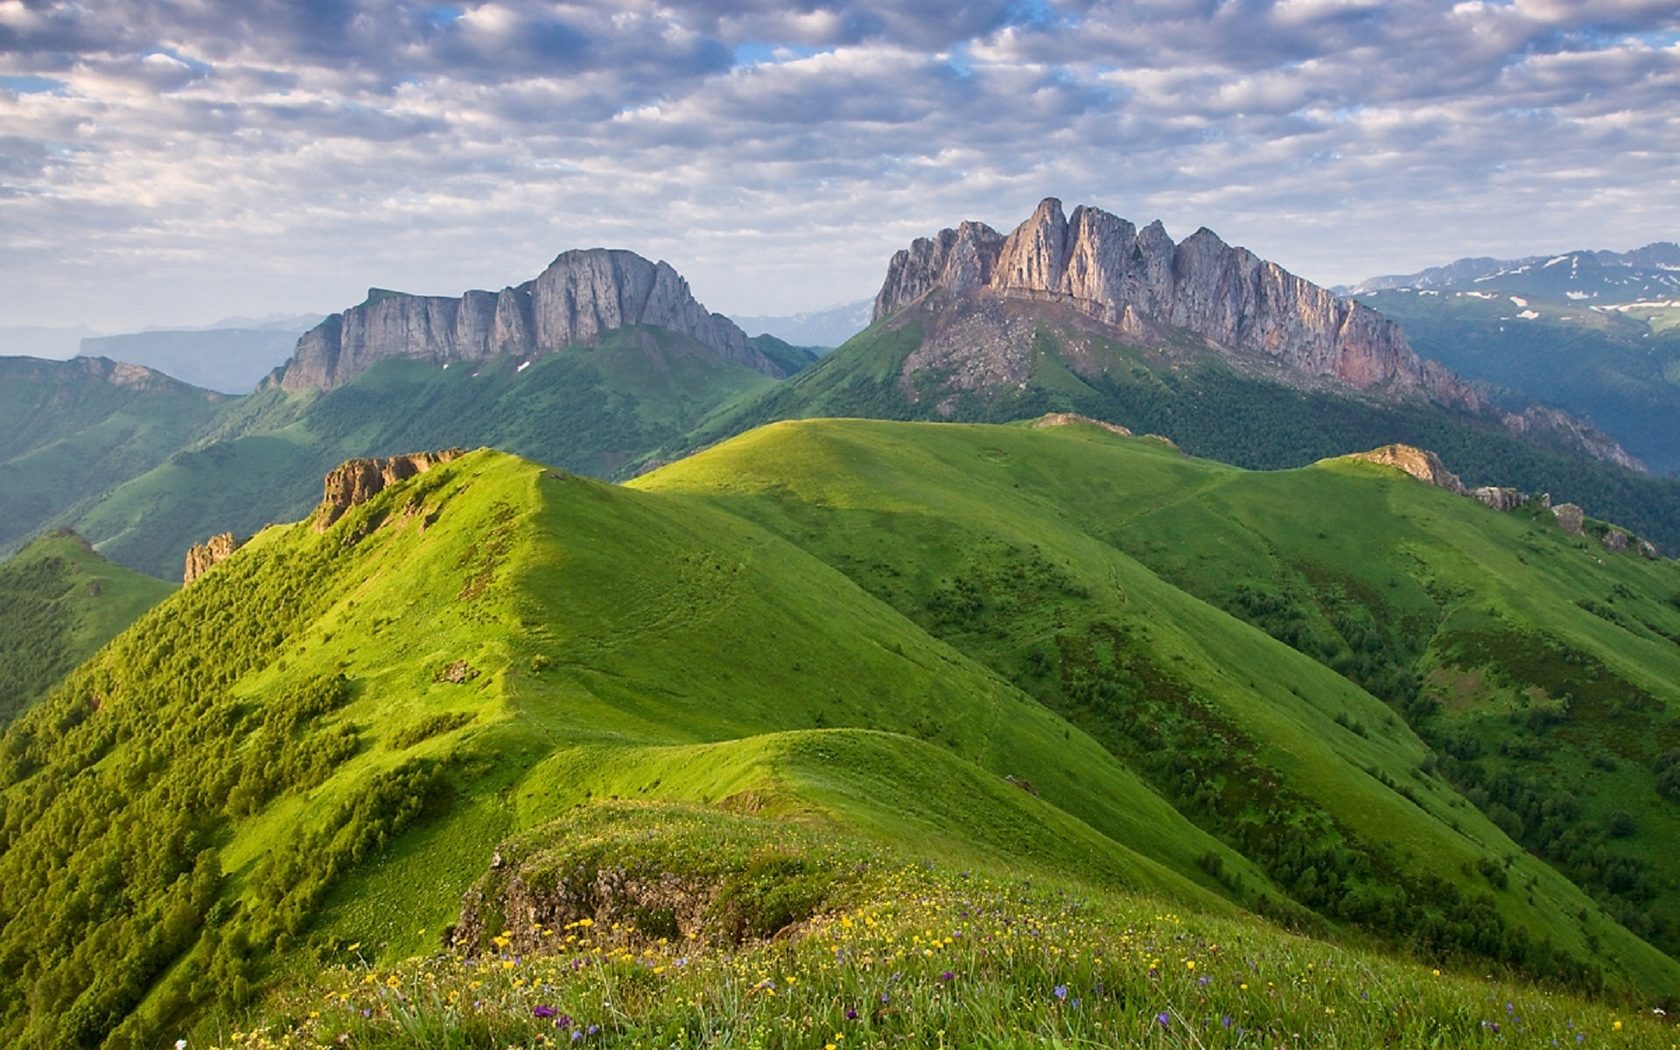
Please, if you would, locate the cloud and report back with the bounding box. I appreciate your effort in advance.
[0,0,1675,329]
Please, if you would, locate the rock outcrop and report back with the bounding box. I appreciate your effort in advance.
[1552,503,1586,535]
[1347,444,1465,493]
[183,532,239,584]
[271,249,778,391]
[1028,412,1133,437]
[875,198,1480,407]
[1471,486,1533,512]
[313,449,467,531]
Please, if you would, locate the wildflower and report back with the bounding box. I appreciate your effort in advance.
[845,1008,859,1021]
[940,971,955,982]
[1614,1020,1624,1031]
[1054,984,1068,1001]
[556,1014,572,1029]
[534,1006,557,1019]
[1222,1016,1234,1029]
[1156,1012,1171,1028]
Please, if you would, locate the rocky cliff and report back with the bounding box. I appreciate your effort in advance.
[183,532,239,584]
[875,198,1478,407]
[271,249,777,391]
[313,449,467,531]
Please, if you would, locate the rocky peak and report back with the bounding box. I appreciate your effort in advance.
[270,249,773,392]
[183,532,239,584]
[313,449,467,531]
[873,198,1482,407]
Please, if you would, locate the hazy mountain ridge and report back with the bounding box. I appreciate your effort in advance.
[732,298,872,347]
[1350,243,1680,301]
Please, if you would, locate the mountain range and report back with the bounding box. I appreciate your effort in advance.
[5,202,1680,1046]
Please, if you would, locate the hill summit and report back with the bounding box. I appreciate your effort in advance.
[270,248,778,391]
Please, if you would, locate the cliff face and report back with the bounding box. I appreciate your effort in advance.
[183,532,239,584]
[273,249,773,391]
[875,198,1479,406]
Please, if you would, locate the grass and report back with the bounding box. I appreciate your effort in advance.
[7,421,1680,1046]
[228,802,1680,1049]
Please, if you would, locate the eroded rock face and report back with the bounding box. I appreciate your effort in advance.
[272,249,773,391]
[1348,444,1465,493]
[875,198,1483,407]
[1472,486,1529,512]
[1552,503,1586,535]
[183,532,239,584]
[313,449,467,531]
[1029,412,1133,437]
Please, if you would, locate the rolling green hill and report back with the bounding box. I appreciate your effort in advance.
[70,328,812,577]
[666,299,1680,552]
[1365,289,1680,474]
[0,357,226,559]
[5,422,1680,1047]
[0,529,173,726]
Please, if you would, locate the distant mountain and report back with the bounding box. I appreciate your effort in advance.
[1349,243,1680,301]
[732,298,873,347]
[271,248,789,391]
[80,325,310,393]
[55,249,817,577]
[0,357,225,559]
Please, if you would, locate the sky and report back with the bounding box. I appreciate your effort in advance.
[1,0,1677,331]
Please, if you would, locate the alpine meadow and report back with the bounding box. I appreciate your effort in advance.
[4,3,1680,1049]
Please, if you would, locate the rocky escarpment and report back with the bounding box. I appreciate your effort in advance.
[875,198,1478,406]
[1346,444,1660,558]
[313,449,467,531]
[271,249,778,391]
[183,532,239,584]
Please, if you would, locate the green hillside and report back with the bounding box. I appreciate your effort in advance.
[0,357,226,558]
[0,529,173,726]
[71,329,801,577]
[1366,288,1680,474]
[6,424,1680,1047]
[670,303,1680,551]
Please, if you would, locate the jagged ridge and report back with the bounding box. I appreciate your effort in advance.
[875,198,1477,404]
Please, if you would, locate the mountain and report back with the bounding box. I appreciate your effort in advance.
[270,248,788,391]
[32,250,815,578]
[80,325,312,394]
[732,297,873,347]
[1350,243,1680,301]
[1357,281,1680,475]
[5,424,1679,1045]
[0,529,172,726]
[671,200,1680,548]
[0,357,226,559]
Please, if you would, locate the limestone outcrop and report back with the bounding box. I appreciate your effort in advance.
[271,249,779,391]
[313,449,467,531]
[183,532,239,584]
[1348,444,1464,493]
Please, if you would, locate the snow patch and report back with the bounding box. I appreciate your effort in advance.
[1461,291,1498,300]
[517,360,531,373]
[1517,310,1539,320]
[1566,291,1592,300]
[1543,255,1570,267]
[442,362,450,370]
[1508,296,1528,307]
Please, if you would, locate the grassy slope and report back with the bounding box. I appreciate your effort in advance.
[73,330,785,577]
[0,529,173,725]
[0,357,225,557]
[0,449,1250,1048]
[672,311,1680,551]
[636,419,1680,993]
[1366,289,1680,474]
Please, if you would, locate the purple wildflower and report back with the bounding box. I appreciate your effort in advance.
[556,1013,572,1029]
[533,1005,556,1019]
[1054,984,1068,1001]
[845,1008,859,1021]
[1156,1012,1171,1028]
[587,1024,600,1035]
[940,970,955,982]
[1222,1015,1234,1029]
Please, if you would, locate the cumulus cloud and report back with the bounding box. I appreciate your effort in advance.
[0,0,1675,329]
